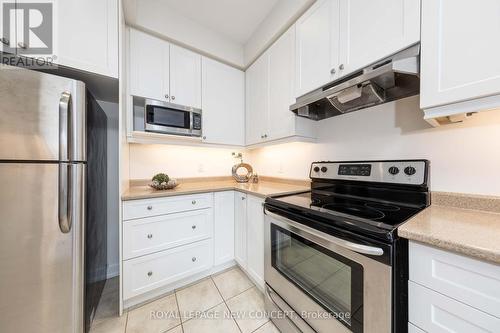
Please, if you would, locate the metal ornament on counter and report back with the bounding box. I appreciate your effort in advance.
[231,152,254,183]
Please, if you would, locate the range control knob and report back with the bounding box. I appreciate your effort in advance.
[313,166,320,172]
[321,166,328,173]
[404,166,416,176]
[388,166,400,175]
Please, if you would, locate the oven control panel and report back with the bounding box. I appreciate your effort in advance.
[310,160,428,186]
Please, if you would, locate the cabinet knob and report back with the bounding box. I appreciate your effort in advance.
[171,96,176,100]
[241,197,246,201]
[203,136,206,140]
[192,225,197,230]
[165,94,169,99]
[147,234,153,239]
[330,68,336,74]
[192,257,197,262]
[192,200,196,205]
[261,135,264,139]
[147,205,153,210]
[339,64,345,70]
[1,37,9,45]
[264,134,268,138]
[147,271,153,277]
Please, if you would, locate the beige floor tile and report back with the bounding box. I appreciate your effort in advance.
[212,267,254,300]
[165,325,183,333]
[89,313,127,333]
[226,287,269,333]
[182,303,240,333]
[176,278,224,322]
[126,294,180,333]
[253,321,280,333]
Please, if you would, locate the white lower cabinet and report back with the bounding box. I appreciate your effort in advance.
[245,195,265,289]
[123,239,213,300]
[408,241,500,332]
[214,191,235,266]
[234,192,248,268]
[408,323,425,333]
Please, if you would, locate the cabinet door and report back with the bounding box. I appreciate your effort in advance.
[214,191,235,266]
[201,57,245,146]
[128,28,169,102]
[268,26,296,141]
[170,44,202,109]
[245,54,269,145]
[246,195,265,289]
[420,0,500,109]
[339,0,420,77]
[54,0,119,77]
[234,192,247,269]
[295,0,340,97]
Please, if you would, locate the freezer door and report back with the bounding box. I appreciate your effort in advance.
[0,163,85,333]
[0,65,86,161]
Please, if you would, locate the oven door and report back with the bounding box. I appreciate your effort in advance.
[264,210,392,333]
[144,99,201,136]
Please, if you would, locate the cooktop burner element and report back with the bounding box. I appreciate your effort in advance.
[265,160,430,242]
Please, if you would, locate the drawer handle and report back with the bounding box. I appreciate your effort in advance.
[147,271,153,277]
[191,225,196,230]
[147,205,153,210]
[192,257,197,262]
[191,200,196,205]
[147,233,153,239]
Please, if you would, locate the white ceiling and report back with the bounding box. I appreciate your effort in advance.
[159,0,280,44]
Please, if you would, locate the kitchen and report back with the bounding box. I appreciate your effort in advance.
[0,0,500,333]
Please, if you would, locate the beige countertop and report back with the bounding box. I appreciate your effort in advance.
[122,177,310,201]
[399,192,500,264]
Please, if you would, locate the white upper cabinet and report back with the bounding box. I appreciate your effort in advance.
[295,0,340,97]
[55,0,118,77]
[169,44,202,109]
[128,28,169,102]
[420,0,500,111]
[245,54,269,145]
[202,57,245,146]
[339,0,420,76]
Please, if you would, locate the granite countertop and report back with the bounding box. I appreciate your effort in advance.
[122,177,310,201]
[399,192,500,264]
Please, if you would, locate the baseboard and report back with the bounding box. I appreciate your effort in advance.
[106,263,120,279]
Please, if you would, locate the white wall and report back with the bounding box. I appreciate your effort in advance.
[124,0,245,68]
[247,96,500,196]
[129,144,245,180]
[244,0,315,65]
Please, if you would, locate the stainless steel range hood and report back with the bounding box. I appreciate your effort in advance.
[291,44,420,120]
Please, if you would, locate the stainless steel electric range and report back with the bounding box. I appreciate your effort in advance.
[264,160,430,333]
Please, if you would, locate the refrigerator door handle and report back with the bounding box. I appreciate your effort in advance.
[58,163,72,233]
[59,91,72,161]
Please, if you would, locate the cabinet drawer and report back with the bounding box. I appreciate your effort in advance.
[409,281,500,332]
[123,193,213,220]
[123,239,213,300]
[409,241,500,317]
[123,209,213,260]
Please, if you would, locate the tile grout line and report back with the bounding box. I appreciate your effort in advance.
[210,275,244,333]
[123,312,129,333]
[173,291,185,333]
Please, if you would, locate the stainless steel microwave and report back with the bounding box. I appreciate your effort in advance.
[144,99,202,137]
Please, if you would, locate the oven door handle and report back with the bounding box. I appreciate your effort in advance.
[265,210,384,256]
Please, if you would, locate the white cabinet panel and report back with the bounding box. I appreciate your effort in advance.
[123,209,213,260]
[408,323,425,333]
[234,192,247,268]
[169,44,202,109]
[123,193,213,221]
[409,281,500,333]
[295,0,340,97]
[201,57,245,146]
[245,55,269,145]
[123,239,213,300]
[128,28,169,102]
[214,191,235,266]
[339,0,420,76]
[246,195,265,289]
[54,0,118,77]
[420,0,500,109]
[409,241,500,318]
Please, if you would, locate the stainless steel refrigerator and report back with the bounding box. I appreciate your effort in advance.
[0,65,89,333]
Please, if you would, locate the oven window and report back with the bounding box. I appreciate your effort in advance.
[147,106,190,129]
[271,224,363,332]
